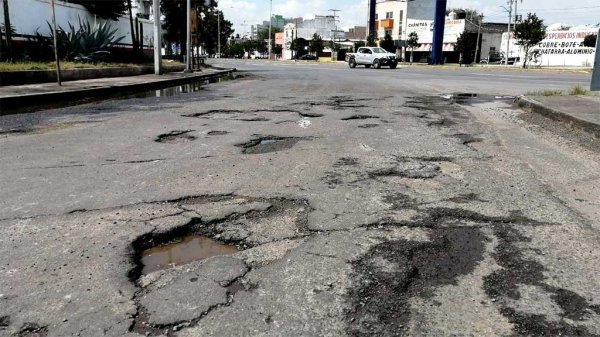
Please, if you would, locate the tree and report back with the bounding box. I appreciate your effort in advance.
[380,33,395,53]
[66,0,127,20]
[366,34,376,47]
[257,26,282,41]
[455,32,477,64]
[583,34,597,48]
[406,32,421,64]
[514,13,546,68]
[291,37,308,58]
[354,41,366,51]
[309,33,324,56]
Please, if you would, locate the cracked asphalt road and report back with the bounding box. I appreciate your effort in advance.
[1,60,599,336]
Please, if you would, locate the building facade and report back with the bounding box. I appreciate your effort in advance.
[0,0,154,47]
[373,0,436,43]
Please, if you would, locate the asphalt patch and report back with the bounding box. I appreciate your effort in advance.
[154,130,196,143]
[484,222,600,336]
[346,227,486,336]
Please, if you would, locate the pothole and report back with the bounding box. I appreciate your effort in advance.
[154,130,196,143]
[207,130,229,136]
[440,93,516,106]
[358,124,380,128]
[128,195,311,335]
[298,112,324,118]
[342,115,380,121]
[183,109,243,118]
[235,136,306,154]
[141,235,240,275]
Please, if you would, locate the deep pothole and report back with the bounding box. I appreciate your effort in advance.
[235,136,307,154]
[154,130,196,143]
[128,195,311,336]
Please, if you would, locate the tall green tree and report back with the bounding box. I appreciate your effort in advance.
[514,13,546,68]
[291,37,308,58]
[66,0,127,20]
[197,9,234,55]
[455,32,477,64]
[309,33,324,56]
[406,31,421,64]
[380,33,395,53]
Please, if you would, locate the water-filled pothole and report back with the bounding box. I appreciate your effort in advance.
[236,136,305,154]
[141,235,239,274]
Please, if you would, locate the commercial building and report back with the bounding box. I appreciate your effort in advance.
[282,15,341,59]
[373,0,436,43]
[501,25,598,67]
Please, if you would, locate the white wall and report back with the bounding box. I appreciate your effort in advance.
[501,29,597,67]
[0,0,155,47]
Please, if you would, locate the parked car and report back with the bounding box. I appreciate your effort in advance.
[346,47,398,69]
[296,54,319,61]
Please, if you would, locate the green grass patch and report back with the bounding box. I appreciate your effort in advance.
[525,85,599,97]
[0,60,184,71]
[568,84,589,96]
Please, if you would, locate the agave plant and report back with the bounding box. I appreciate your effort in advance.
[49,18,125,61]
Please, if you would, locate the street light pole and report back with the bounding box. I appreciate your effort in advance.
[474,15,483,63]
[217,11,221,57]
[268,0,272,60]
[184,0,192,72]
[50,0,61,85]
[153,0,161,74]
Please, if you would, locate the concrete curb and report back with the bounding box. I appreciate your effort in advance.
[0,69,235,113]
[516,96,600,138]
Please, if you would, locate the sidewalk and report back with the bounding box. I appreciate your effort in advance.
[517,95,600,137]
[0,68,235,113]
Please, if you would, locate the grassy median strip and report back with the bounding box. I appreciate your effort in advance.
[0,60,185,71]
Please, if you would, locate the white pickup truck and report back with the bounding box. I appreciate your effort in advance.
[346,47,398,69]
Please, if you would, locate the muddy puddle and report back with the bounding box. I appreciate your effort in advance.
[141,235,239,274]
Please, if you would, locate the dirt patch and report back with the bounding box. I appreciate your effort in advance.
[154,130,197,143]
[235,136,307,154]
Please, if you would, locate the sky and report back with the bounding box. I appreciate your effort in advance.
[217,0,600,36]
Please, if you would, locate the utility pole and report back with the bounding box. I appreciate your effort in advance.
[153,0,161,74]
[268,0,272,60]
[217,11,221,57]
[591,27,600,91]
[184,0,192,72]
[50,0,61,85]
[474,15,483,63]
[503,0,514,65]
[329,9,340,54]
